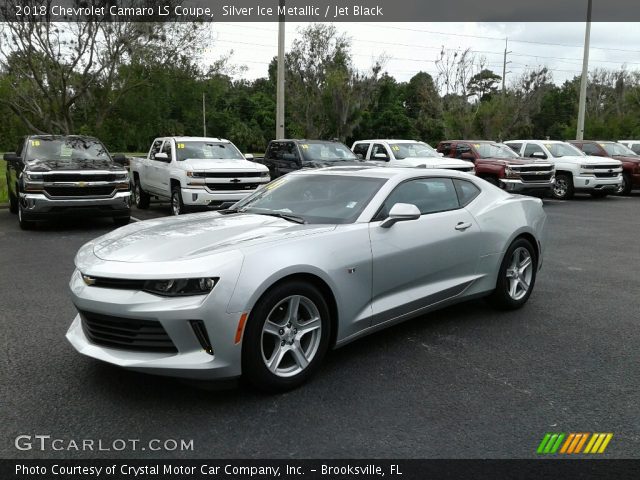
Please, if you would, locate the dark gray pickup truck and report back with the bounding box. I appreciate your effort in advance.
[4,135,131,229]
[255,139,370,179]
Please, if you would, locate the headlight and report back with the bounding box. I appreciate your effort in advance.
[143,277,218,297]
[581,165,595,174]
[186,171,205,178]
[504,166,521,179]
[23,172,44,191]
[260,171,270,178]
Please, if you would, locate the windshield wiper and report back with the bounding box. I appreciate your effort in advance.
[240,208,306,224]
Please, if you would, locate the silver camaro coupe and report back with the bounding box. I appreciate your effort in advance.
[67,167,547,391]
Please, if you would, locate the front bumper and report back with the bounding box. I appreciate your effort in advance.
[66,265,245,381]
[181,185,267,208]
[500,178,555,193]
[20,191,131,218]
[573,174,622,192]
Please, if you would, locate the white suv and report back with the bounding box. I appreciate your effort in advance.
[504,140,622,199]
[352,139,475,173]
[130,137,270,215]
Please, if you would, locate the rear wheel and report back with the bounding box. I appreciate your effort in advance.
[488,238,537,310]
[552,173,574,200]
[242,281,331,392]
[134,179,150,209]
[615,173,632,196]
[8,184,18,214]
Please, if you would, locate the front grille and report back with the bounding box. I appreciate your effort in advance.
[521,173,554,182]
[80,310,177,353]
[517,165,551,173]
[88,276,146,290]
[44,186,115,197]
[197,172,263,178]
[592,165,619,170]
[206,182,260,191]
[594,171,618,178]
[44,173,121,182]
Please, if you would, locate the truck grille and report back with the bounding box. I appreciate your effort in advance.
[521,173,554,182]
[206,183,260,191]
[80,310,177,353]
[196,172,263,178]
[594,171,619,178]
[44,186,115,197]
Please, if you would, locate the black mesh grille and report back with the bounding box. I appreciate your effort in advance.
[521,173,554,182]
[197,172,263,178]
[594,172,618,178]
[80,310,177,353]
[517,166,553,173]
[45,186,115,197]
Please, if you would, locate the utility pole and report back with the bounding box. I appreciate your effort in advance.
[502,38,511,94]
[202,92,206,137]
[276,0,285,139]
[576,0,592,140]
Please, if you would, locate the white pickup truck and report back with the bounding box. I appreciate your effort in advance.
[351,139,475,173]
[504,140,622,199]
[130,136,270,215]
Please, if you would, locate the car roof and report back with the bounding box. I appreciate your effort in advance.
[29,134,98,141]
[506,140,567,144]
[290,165,473,181]
[354,139,425,144]
[443,140,497,144]
[163,136,230,143]
[273,139,345,144]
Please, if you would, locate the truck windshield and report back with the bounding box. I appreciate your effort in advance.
[475,143,519,159]
[546,143,583,157]
[299,142,358,162]
[601,142,637,156]
[25,137,110,162]
[232,174,386,224]
[389,142,439,159]
[176,141,244,161]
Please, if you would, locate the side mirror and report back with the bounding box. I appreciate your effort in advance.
[374,153,389,160]
[244,153,254,160]
[531,151,547,159]
[154,152,170,161]
[380,203,421,228]
[438,152,444,157]
[355,153,364,159]
[112,153,127,166]
[3,152,19,163]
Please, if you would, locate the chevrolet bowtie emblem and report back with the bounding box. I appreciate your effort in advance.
[78,181,87,187]
[230,178,241,183]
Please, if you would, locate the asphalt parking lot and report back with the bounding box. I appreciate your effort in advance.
[1,194,639,459]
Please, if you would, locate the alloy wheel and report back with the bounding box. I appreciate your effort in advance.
[505,247,533,301]
[171,192,181,215]
[553,178,567,198]
[260,295,322,378]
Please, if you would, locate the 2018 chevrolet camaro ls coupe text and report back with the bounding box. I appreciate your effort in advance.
[66,167,547,391]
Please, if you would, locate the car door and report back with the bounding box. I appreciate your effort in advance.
[144,139,164,193]
[368,177,482,326]
[352,142,370,160]
[153,139,174,196]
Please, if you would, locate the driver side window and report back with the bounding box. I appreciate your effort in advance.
[372,144,390,160]
[523,143,546,158]
[375,178,460,220]
[149,139,163,160]
[161,141,173,161]
[455,144,472,159]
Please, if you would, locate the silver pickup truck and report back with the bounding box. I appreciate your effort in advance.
[4,135,131,229]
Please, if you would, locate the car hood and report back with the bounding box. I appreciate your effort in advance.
[26,158,122,172]
[305,159,373,168]
[552,155,620,165]
[612,155,640,164]
[477,157,544,166]
[182,158,268,171]
[90,212,335,263]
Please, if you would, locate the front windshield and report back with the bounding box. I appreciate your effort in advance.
[389,142,439,159]
[546,143,584,157]
[176,141,244,161]
[475,143,519,159]
[299,142,358,162]
[601,142,637,156]
[25,137,110,162]
[232,174,386,224]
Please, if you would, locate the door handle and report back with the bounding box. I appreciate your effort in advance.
[455,222,472,231]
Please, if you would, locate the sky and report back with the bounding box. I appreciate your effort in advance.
[198,22,640,87]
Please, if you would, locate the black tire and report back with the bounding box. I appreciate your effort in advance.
[18,203,34,230]
[616,173,632,196]
[113,215,130,226]
[8,185,18,214]
[133,179,150,209]
[552,173,574,200]
[488,238,538,310]
[590,191,608,199]
[242,281,331,392]
[171,186,185,216]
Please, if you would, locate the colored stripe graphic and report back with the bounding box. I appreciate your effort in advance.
[538,433,612,454]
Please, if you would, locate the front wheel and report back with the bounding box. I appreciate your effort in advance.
[18,203,34,230]
[171,186,185,216]
[488,238,537,310]
[552,173,574,200]
[615,173,632,196]
[242,281,331,392]
[134,179,150,209]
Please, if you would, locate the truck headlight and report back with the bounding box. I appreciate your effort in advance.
[144,278,218,296]
[23,172,44,191]
[504,166,521,179]
[260,171,270,178]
